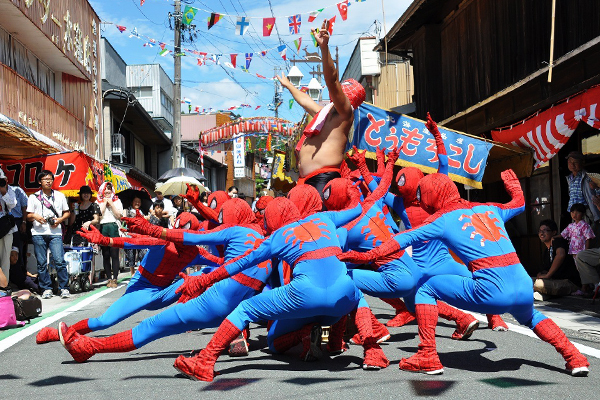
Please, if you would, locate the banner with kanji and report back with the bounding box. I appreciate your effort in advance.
[349,103,493,188]
[491,85,600,168]
[0,151,104,197]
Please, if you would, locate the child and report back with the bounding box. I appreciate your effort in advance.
[150,201,169,228]
[561,203,595,295]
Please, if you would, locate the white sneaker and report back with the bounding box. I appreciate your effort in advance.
[533,292,547,301]
[60,289,71,299]
[41,290,53,299]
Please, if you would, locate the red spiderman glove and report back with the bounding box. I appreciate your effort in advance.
[348,146,375,186]
[175,266,230,303]
[122,210,163,238]
[338,239,402,264]
[77,225,110,246]
[426,112,447,156]
[501,169,525,207]
[375,146,386,176]
[182,183,202,211]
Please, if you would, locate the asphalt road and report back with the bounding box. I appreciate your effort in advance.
[2,280,600,399]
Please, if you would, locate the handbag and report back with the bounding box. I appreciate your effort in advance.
[0,295,25,329]
[0,213,15,238]
[12,290,42,321]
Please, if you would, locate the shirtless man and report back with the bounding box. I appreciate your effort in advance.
[277,19,366,199]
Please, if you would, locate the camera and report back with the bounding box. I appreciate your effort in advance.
[46,217,55,225]
[0,179,6,187]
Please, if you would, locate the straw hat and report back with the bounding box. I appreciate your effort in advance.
[588,172,600,187]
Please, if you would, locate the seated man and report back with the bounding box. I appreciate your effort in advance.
[534,219,581,300]
[575,247,600,297]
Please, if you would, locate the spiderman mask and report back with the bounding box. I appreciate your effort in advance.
[173,212,200,231]
[418,173,463,214]
[323,178,360,211]
[395,167,424,206]
[263,197,301,234]
[288,184,322,218]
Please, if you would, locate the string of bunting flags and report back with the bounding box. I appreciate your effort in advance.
[112,0,364,74]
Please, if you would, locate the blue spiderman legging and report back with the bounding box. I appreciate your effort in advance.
[346,251,421,300]
[415,263,547,329]
[222,257,362,352]
[130,278,258,348]
[87,271,201,331]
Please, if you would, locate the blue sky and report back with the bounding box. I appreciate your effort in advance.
[90,0,411,123]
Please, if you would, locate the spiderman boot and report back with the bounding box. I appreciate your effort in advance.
[58,322,136,363]
[327,315,349,356]
[487,314,509,331]
[228,327,250,357]
[399,304,444,375]
[272,323,315,358]
[355,307,390,370]
[350,308,390,345]
[533,318,589,376]
[382,298,416,327]
[436,302,479,340]
[174,319,242,381]
[37,319,92,344]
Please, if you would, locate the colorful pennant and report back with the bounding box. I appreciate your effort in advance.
[263,17,275,37]
[288,14,301,34]
[208,13,221,29]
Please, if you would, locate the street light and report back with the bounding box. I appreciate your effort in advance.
[307,77,323,102]
[287,65,304,87]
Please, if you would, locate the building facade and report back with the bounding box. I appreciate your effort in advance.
[0,0,102,160]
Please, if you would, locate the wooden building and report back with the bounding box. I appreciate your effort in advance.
[0,0,102,159]
[381,0,600,272]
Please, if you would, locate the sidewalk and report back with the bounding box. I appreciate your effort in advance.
[39,270,133,317]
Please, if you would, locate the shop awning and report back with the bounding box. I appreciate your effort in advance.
[0,113,68,158]
[491,85,600,168]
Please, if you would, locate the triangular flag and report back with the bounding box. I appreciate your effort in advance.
[277,45,287,60]
[263,17,275,37]
[116,25,126,33]
[337,0,349,21]
[288,14,301,34]
[140,0,145,5]
[230,54,237,68]
[245,53,253,69]
[159,48,169,56]
[294,37,302,51]
[236,16,249,35]
[182,6,197,25]
[255,105,261,110]
[197,58,204,66]
[261,50,268,57]
[143,42,153,47]
[327,16,336,35]
[300,87,309,93]
[159,42,166,50]
[129,27,139,38]
[256,73,266,79]
[289,99,294,109]
[208,13,221,29]
[308,8,324,22]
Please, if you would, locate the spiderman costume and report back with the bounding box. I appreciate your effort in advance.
[57,201,273,363]
[339,170,589,376]
[354,114,506,332]
[36,213,222,344]
[172,189,393,381]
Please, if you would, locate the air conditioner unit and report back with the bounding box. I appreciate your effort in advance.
[111,133,126,162]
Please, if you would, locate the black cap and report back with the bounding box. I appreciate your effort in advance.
[565,151,584,160]
[78,185,93,195]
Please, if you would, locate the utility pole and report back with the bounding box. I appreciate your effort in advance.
[273,67,283,119]
[172,0,182,168]
[289,46,339,86]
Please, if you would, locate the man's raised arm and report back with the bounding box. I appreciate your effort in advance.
[277,73,322,117]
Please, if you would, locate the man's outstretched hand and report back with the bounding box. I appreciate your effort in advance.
[312,20,330,48]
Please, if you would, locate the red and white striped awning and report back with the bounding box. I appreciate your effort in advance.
[492,85,600,168]
[200,117,296,147]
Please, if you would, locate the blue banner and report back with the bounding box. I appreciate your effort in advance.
[348,103,493,188]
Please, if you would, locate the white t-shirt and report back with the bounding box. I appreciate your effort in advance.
[98,199,123,224]
[26,190,69,236]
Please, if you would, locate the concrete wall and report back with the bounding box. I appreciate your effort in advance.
[100,39,127,88]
